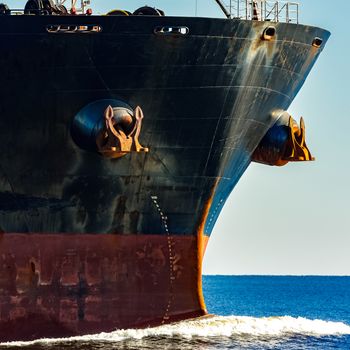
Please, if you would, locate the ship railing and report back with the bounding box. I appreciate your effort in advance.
[0,8,24,15]
[0,8,47,15]
[216,0,299,24]
[0,0,91,15]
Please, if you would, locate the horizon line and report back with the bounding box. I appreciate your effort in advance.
[203,274,350,277]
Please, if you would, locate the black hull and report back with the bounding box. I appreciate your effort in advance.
[0,15,329,341]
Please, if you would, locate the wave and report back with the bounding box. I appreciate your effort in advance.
[2,315,350,347]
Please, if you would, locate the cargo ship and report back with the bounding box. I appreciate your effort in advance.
[0,0,329,342]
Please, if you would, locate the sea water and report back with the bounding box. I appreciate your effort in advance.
[1,276,349,349]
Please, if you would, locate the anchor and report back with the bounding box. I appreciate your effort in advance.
[96,105,149,159]
[284,116,314,163]
[252,112,314,166]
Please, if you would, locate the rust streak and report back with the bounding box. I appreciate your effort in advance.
[196,178,219,313]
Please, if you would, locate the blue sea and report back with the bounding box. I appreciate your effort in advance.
[1,276,349,349]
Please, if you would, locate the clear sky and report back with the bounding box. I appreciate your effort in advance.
[7,0,349,275]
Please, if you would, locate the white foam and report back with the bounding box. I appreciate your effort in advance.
[3,315,350,347]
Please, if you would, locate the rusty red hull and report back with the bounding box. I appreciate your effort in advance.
[0,233,207,342]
